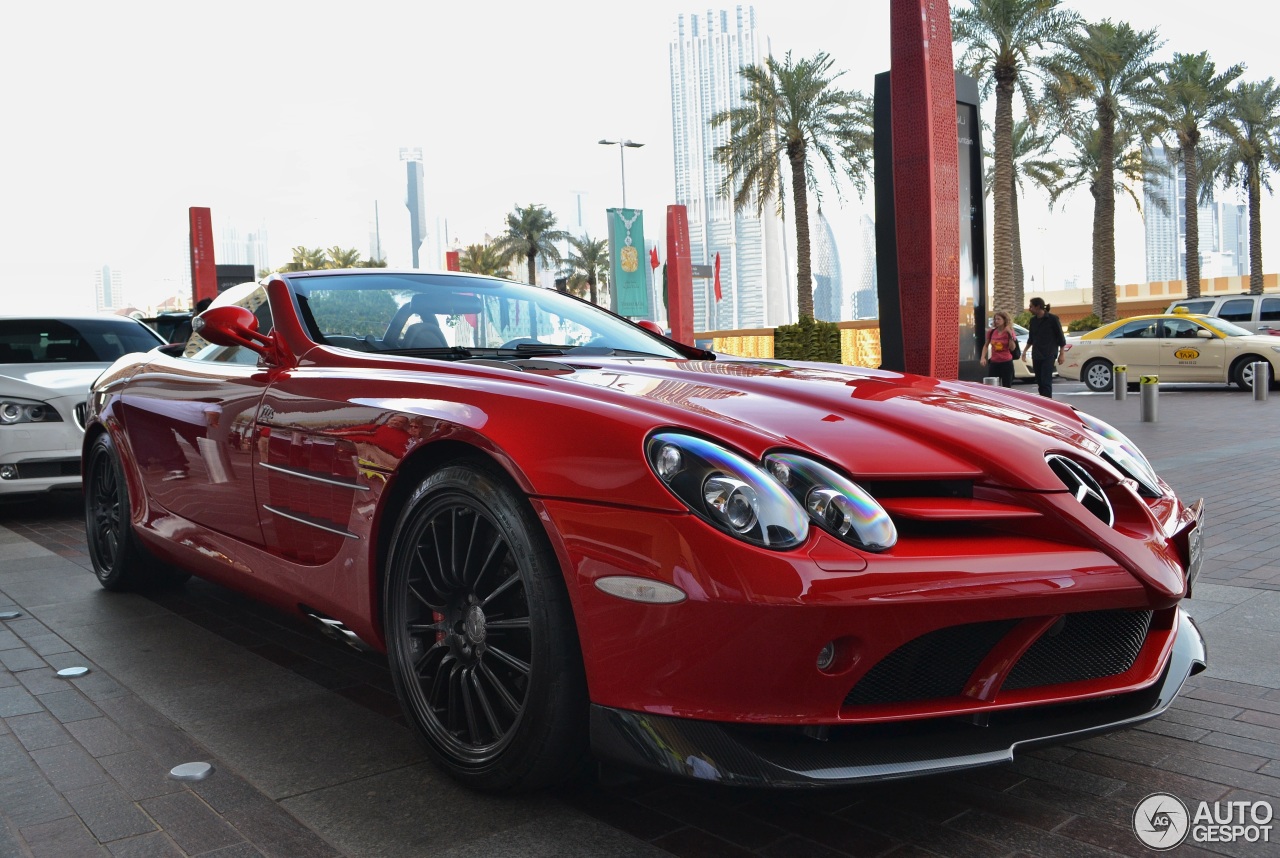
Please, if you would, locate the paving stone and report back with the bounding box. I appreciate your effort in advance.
[97,750,186,802]
[30,741,110,792]
[8,711,74,752]
[17,815,104,858]
[65,716,137,758]
[0,683,46,717]
[104,831,184,857]
[39,688,103,724]
[63,781,157,842]
[0,646,46,672]
[139,791,244,855]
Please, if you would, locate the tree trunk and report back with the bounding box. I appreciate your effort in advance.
[1249,164,1264,294]
[526,251,537,286]
[991,67,1017,318]
[588,277,598,305]
[789,140,814,321]
[1183,144,1201,298]
[1093,101,1118,323]
[1011,174,1024,312]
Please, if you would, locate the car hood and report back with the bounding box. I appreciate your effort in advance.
[557,357,1095,489]
[0,364,106,399]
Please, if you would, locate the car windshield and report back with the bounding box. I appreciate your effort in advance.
[0,318,162,363]
[288,272,686,359]
[1198,317,1253,337]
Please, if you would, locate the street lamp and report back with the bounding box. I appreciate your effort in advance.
[599,138,644,208]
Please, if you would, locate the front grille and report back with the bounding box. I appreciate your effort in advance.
[844,619,1019,706]
[74,402,88,430]
[844,609,1154,708]
[1003,609,1152,690]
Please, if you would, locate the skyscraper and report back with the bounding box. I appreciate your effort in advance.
[219,223,270,275]
[1144,143,1245,280]
[669,7,790,331]
[94,265,123,312]
[811,210,844,322]
[401,147,427,268]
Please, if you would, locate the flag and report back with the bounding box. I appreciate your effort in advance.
[649,246,659,270]
[713,252,722,302]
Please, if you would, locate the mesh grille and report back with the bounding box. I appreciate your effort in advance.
[74,402,87,430]
[1003,609,1152,691]
[844,620,1019,706]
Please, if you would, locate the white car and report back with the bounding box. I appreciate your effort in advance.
[1,316,164,495]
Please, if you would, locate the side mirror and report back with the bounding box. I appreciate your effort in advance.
[193,306,272,356]
[1196,329,1213,338]
[636,320,665,336]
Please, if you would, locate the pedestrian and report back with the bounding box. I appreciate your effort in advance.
[1025,297,1066,397]
[980,310,1017,388]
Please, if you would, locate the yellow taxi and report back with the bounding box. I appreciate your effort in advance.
[1059,312,1280,392]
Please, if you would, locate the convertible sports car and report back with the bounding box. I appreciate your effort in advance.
[83,270,1207,792]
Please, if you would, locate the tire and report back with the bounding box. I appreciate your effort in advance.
[1083,359,1113,392]
[84,434,188,592]
[383,460,587,792]
[1231,356,1269,391]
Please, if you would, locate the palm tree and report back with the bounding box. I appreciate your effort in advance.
[562,235,610,306]
[953,0,1080,314]
[1049,123,1153,223]
[1145,52,1245,298]
[1045,19,1162,323]
[1214,78,1280,295]
[326,247,364,269]
[984,118,1067,299]
[492,204,569,287]
[457,243,513,279]
[280,246,328,272]
[712,51,873,321]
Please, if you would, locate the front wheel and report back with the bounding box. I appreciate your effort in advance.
[84,434,187,591]
[1231,356,1270,391]
[383,460,587,792]
[1083,359,1113,392]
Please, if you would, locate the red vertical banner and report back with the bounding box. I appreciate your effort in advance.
[189,207,218,308]
[665,205,695,345]
[445,251,461,271]
[713,252,722,302]
[890,0,959,378]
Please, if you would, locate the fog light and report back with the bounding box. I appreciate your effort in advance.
[0,465,17,480]
[816,641,836,671]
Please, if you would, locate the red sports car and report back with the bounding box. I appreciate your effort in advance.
[83,270,1206,792]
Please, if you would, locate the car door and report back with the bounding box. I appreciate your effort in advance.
[118,284,272,546]
[1159,318,1224,381]
[1100,319,1161,376]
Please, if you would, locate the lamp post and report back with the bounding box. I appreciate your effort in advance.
[599,138,644,208]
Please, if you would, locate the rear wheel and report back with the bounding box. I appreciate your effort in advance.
[383,460,587,792]
[84,434,187,591]
[1083,359,1113,392]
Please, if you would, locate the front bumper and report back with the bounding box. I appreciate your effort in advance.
[590,608,1206,788]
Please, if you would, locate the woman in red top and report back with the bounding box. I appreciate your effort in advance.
[980,310,1017,388]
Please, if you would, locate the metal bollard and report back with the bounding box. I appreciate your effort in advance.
[982,376,1001,386]
[1252,361,1270,401]
[1113,365,1128,401]
[1140,375,1159,422]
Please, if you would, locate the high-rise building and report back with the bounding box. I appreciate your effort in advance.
[1144,143,1246,280]
[848,215,878,319]
[670,7,790,331]
[219,223,270,275]
[94,265,123,312]
[401,147,427,268]
[811,210,844,322]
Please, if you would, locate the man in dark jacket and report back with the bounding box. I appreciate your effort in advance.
[1025,297,1066,398]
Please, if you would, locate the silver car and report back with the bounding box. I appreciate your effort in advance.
[1,316,163,495]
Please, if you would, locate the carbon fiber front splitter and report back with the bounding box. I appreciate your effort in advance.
[589,608,1207,788]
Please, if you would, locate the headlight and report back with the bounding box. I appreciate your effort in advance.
[0,398,63,425]
[646,432,808,548]
[765,453,897,552]
[1077,412,1161,497]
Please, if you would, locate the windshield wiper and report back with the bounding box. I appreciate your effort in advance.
[392,346,473,359]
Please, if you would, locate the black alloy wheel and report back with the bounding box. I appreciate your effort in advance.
[384,461,586,792]
[84,434,185,591]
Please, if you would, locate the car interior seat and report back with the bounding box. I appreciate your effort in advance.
[45,342,91,361]
[400,294,449,349]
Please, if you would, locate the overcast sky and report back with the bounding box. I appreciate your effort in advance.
[2,1,1275,315]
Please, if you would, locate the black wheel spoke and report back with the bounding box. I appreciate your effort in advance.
[469,668,505,739]
[481,572,520,608]
[477,659,522,714]
[460,666,483,742]
[485,617,530,631]
[486,644,531,676]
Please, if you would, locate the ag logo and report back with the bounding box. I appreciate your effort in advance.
[1174,348,1200,360]
[1134,792,1190,849]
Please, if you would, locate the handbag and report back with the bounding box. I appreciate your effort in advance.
[1010,335,1021,359]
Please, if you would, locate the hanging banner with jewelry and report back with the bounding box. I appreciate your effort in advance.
[607,208,651,317]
